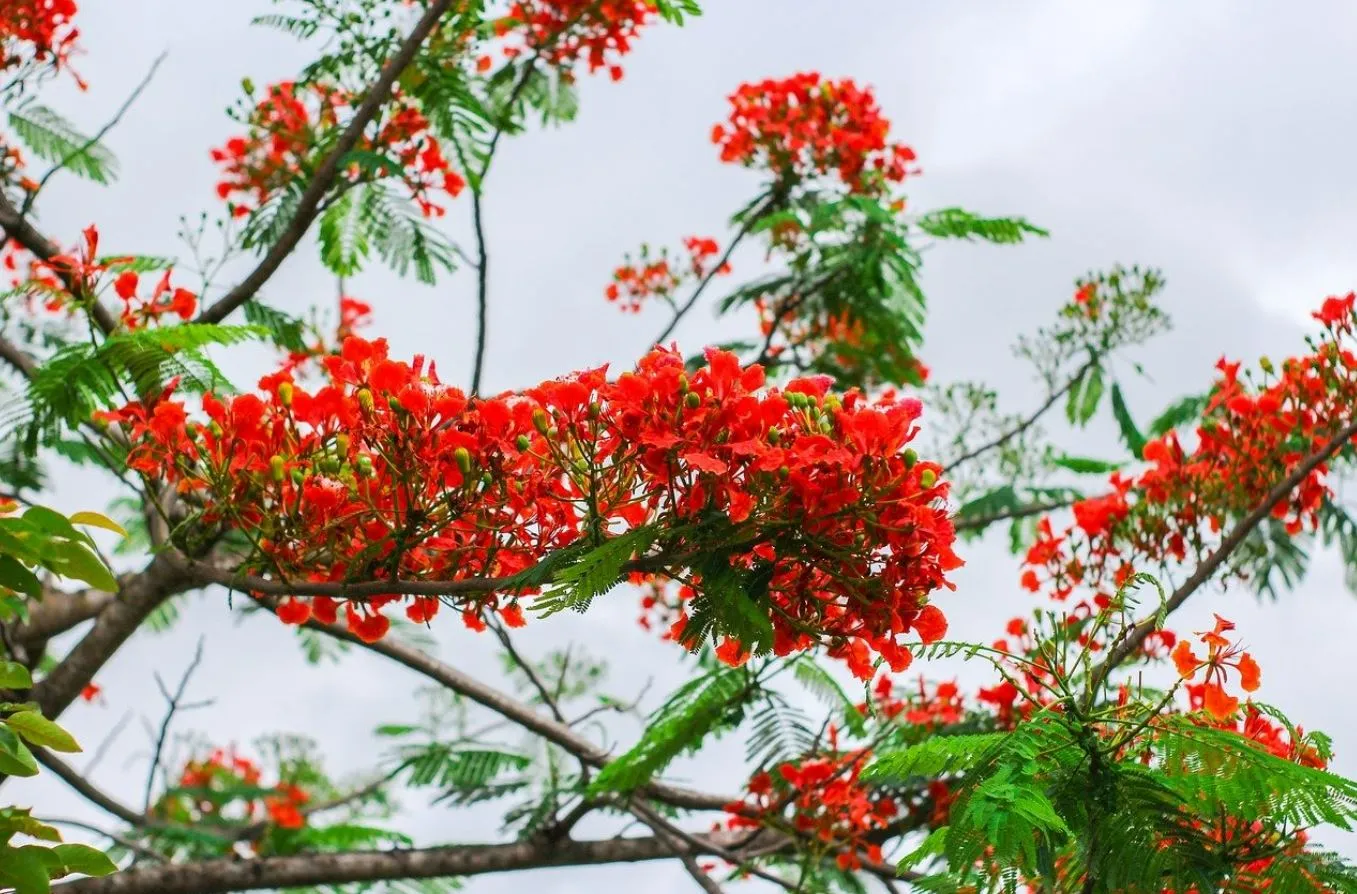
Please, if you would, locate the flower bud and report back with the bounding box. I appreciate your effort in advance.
[920,469,937,488]
[903,448,918,468]
[335,434,350,455]
[1259,356,1274,374]
[778,465,790,480]
[322,456,341,475]
[356,455,373,477]
[270,455,285,482]
[278,382,293,407]
[818,418,833,434]
[678,375,689,394]
[357,388,375,414]
[387,395,403,412]
[685,392,701,409]
[588,401,602,419]
[516,434,532,451]
[291,468,305,485]
[767,427,781,445]
[454,446,473,475]
[532,408,550,435]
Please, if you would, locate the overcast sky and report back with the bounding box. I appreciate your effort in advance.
[16,2,1357,891]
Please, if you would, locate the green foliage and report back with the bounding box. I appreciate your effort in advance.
[1065,359,1105,426]
[790,657,866,737]
[3,324,263,449]
[914,208,1048,244]
[1046,453,1122,475]
[1146,391,1210,438]
[242,299,310,354]
[744,692,817,770]
[534,526,656,617]
[1109,382,1148,458]
[587,667,753,795]
[7,103,118,185]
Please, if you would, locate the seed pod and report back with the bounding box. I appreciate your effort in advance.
[278,382,294,407]
[270,455,286,482]
[454,446,473,475]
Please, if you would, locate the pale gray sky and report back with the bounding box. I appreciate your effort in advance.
[16,2,1357,891]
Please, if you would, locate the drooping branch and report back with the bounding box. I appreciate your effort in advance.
[263,599,736,813]
[54,830,759,894]
[195,0,461,325]
[1090,416,1357,688]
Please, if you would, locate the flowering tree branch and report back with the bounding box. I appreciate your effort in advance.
[1090,415,1357,689]
[195,0,461,325]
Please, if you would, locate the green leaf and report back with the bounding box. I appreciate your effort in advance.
[1110,383,1148,458]
[0,726,39,777]
[914,208,1048,244]
[0,844,52,894]
[1147,392,1210,437]
[68,512,127,538]
[534,527,656,617]
[1048,453,1122,475]
[587,668,751,795]
[50,844,117,879]
[1065,362,1105,426]
[7,104,118,185]
[44,540,117,592]
[242,300,309,354]
[0,556,41,600]
[865,733,1008,783]
[6,711,80,753]
[0,662,32,690]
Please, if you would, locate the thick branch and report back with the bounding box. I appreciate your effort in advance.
[12,584,116,648]
[1091,417,1357,687]
[56,830,756,894]
[29,552,190,720]
[196,0,459,325]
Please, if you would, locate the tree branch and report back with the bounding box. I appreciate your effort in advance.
[263,600,735,813]
[1090,417,1357,688]
[55,830,759,894]
[941,354,1099,476]
[196,0,460,325]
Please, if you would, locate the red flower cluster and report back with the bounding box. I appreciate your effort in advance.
[605,236,730,312]
[4,224,196,327]
[157,747,310,832]
[491,0,656,81]
[211,82,464,219]
[1022,296,1357,625]
[112,269,197,328]
[103,340,959,674]
[1,0,80,79]
[725,751,897,870]
[1171,615,1261,720]
[711,73,918,195]
[858,674,963,727]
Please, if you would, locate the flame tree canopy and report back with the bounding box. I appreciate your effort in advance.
[0,2,1355,893]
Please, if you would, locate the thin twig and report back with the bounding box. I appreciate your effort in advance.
[942,354,1100,476]
[21,53,167,218]
[142,637,208,812]
[651,207,762,348]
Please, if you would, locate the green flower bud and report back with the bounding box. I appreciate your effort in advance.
[270,455,286,482]
[532,408,550,435]
[516,434,532,451]
[903,448,918,468]
[920,469,937,488]
[454,446,473,475]
[357,388,375,414]
[278,382,293,407]
[335,433,350,455]
[685,392,701,409]
[356,455,373,477]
